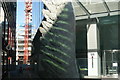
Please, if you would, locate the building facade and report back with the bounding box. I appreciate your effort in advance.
[16,0,33,65]
[0,1,16,79]
[16,25,32,65]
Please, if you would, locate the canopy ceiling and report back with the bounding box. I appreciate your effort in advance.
[72,0,120,20]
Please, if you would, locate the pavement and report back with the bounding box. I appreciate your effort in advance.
[2,68,40,80]
[2,67,120,80]
[8,70,40,78]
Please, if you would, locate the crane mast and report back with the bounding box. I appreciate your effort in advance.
[24,0,32,64]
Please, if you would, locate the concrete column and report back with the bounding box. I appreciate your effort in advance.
[87,24,101,77]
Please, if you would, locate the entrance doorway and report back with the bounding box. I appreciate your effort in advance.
[102,50,118,78]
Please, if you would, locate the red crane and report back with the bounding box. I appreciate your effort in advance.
[24,0,32,64]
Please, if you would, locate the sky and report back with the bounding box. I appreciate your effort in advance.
[16,0,44,38]
[16,1,25,25]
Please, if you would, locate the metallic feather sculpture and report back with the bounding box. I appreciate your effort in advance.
[32,0,79,78]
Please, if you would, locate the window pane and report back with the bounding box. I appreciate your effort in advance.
[72,2,86,16]
[106,2,119,11]
[81,2,107,14]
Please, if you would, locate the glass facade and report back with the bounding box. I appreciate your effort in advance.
[32,1,44,38]
[102,50,119,77]
[76,15,120,79]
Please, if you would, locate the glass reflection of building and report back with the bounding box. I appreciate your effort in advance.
[73,0,120,79]
[0,2,16,79]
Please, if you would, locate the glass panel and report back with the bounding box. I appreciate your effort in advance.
[79,0,103,4]
[102,50,118,78]
[77,58,88,78]
[113,52,118,62]
[105,1,119,11]
[105,51,112,61]
[72,2,87,16]
[74,6,87,16]
[83,3,107,14]
[79,0,107,14]
[105,0,119,2]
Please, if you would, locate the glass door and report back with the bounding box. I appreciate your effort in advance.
[102,50,118,77]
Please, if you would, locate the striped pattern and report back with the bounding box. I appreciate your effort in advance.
[32,1,79,78]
